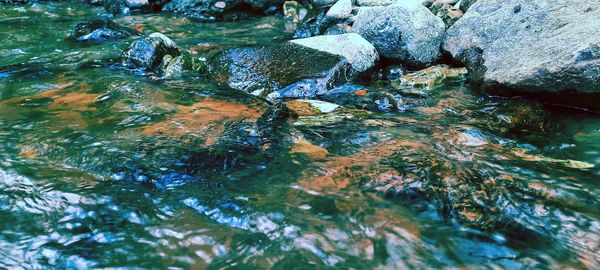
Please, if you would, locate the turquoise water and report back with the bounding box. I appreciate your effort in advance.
[0,2,599,269]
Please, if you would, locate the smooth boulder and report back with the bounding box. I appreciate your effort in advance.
[443,0,600,95]
[122,33,180,71]
[208,35,378,99]
[352,2,445,67]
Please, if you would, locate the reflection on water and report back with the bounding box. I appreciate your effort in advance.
[1,2,599,269]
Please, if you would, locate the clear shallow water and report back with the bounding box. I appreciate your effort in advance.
[1,2,599,269]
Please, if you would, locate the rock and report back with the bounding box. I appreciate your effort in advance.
[427,1,463,26]
[325,0,352,20]
[284,99,341,116]
[352,2,445,67]
[391,65,467,96]
[311,0,337,7]
[289,33,379,74]
[443,0,600,96]
[158,55,185,78]
[318,84,405,112]
[283,1,308,22]
[323,23,353,35]
[162,0,283,22]
[457,0,476,12]
[355,0,396,6]
[68,19,139,43]
[122,33,180,71]
[104,0,167,15]
[207,38,378,99]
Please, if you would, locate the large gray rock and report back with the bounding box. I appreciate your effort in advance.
[325,0,352,20]
[289,33,379,73]
[352,2,446,67]
[443,0,600,94]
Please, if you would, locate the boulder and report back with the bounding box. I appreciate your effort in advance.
[289,33,379,73]
[207,43,353,99]
[208,35,378,99]
[162,0,282,22]
[443,0,600,96]
[68,19,139,43]
[122,33,180,71]
[325,0,352,20]
[311,0,336,7]
[352,2,445,67]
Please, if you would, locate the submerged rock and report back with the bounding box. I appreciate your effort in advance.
[207,37,377,99]
[162,0,282,22]
[68,19,139,43]
[104,0,167,15]
[318,84,405,112]
[122,33,180,71]
[284,99,341,116]
[443,0,600,96]
[391,65,467,96]
[352,2,445,67]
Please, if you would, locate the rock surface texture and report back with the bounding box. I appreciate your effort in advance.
[208,36,378,99]
[443,0,600,94]
[289,33,379,74]
[352,2,446,67]
[122,33,180,70]
[69,20,139,43]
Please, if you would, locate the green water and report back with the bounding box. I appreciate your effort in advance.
[1,2,599,269]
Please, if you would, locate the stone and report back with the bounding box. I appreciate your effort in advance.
[207,43,353,99]
[311,0,337,7]
[162,0,283,22]
[283,1,308,22]
[122,33,180,70]
[104,0,167,15]
[284,99,341,116]
[457,0,476,12]
[208,34,377,99]
[352,2,445,67]
[325,0,352,20]
[355,0,396,6]
[68,19,139,43]
[318,84,405,112]
[443,0,600,96]
[391,65,467,97]
[289,33,379,73]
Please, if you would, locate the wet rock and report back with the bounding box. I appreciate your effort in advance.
[122,33,180,71]
[158,55,185,78]
[207,42,353,98]
[352,2,445,67]
[68,19,139,43]
[284,99,341,116]
[289,33,379,74]
[283,1,308,22]
[325,0,352,20]
[311,0,337,7]
[443,0,600,96]
[104,0,167,15]
[318,84,405,112]
[458,0,476,12]
[391,65,467,96]
[162,0,282,22]
[209,44,351,97]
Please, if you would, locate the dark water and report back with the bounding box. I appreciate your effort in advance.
[1,2,599,269]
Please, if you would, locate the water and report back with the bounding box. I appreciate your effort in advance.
[1,2,599,269]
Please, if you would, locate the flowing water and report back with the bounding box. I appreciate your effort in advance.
[1,2,599,269]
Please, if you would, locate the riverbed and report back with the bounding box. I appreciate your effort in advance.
[1,2,599,269]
